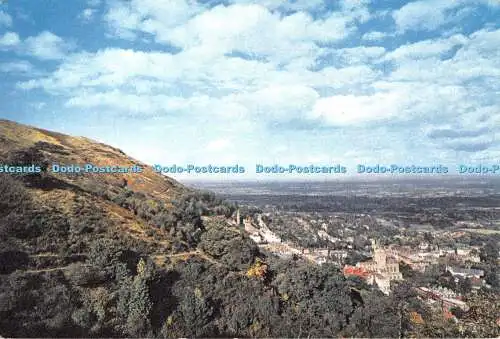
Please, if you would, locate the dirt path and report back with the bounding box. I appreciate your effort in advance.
[29,252,86,258]
[24,264,82,274]
[30,252,60,258]
[151,249,223,267]
[24,250,227,274]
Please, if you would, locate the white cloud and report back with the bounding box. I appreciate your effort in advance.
[13,47,376,126]
[80,8,96,22]
[392,0,500,33]
[0,31,20,48]
[309,77,490,128]
[362,31,388,41]
[104,1,365,54]
[19,25,499,130]
[0,30,73,59]
[149,3,355,62]
[388,28,500,83]
[16,45,381,103]
[24,31,74,60]
[0,10,12,27]
[237,85,319,121]
[16,47,274,93]
[339,0,371,22]
[385,34,467,60]
[325,46,386,66]
[227,0,324,11]
[310,90,407,126]
[0,60,33,73]
[104,0,204,40]
[392,0,465,33]
[64,90,196,114]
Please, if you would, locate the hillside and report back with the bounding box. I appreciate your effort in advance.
[0,119,186,201]
[0,120,479,338]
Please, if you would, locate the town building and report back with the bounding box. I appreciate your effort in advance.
[357,240,403,281]
[446,266,484,279]
[344,239,403,294]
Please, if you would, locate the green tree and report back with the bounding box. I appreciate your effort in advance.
[125,259,153,337]
[480,240,499,264]
[456,277,472,296]
[345,292,399,338]
[178,287,214,337]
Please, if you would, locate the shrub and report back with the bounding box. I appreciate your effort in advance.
[65,263,108,286]
[0,250,30,274]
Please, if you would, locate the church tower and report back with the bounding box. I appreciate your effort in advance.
[371,239,387,266]
[374,247,387,267]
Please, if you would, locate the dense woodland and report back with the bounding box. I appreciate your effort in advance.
[0,141,498,338]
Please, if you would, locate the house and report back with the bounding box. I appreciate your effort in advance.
[446,266,484,279]
[343,266,370,279]
[330,250,348,263]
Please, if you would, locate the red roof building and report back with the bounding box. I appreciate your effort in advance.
[343,265,370,279]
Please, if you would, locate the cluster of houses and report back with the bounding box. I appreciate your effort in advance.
[235,212,349,265]
[415,286,469,317]
[232,210,490,299]
[343,240,487,295]
[394,243,482,273]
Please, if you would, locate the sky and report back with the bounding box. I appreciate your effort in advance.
[0,0,499,180]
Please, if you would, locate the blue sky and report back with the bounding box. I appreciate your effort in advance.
[0,0,499,179]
